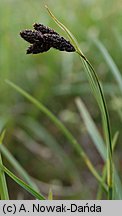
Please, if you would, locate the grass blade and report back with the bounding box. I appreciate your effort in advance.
[0,144,39,192]
[0,130,9,200]
[75,97,122,199]
[75,97,106,160]
[6,79,107,191]
[0,164,45,200]
[93,38,122,92]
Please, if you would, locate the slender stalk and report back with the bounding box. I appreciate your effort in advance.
[6,79,107,192]
[81,56,113,200]
[45,6,113,199]
[0,130,9,200]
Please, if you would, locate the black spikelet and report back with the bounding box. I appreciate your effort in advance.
[43,34,75,52]
[20,23,75,54]
[20,30,43,44]
[27,42,50,54]
[33,23,59,35]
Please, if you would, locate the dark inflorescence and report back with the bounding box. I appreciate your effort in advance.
[20,23,75,54]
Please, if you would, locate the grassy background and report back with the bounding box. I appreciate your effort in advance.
[0,0,122,199]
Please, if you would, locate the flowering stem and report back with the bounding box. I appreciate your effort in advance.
[46,5,113,199]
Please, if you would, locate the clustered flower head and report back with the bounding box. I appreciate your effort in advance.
[20,23,75,54]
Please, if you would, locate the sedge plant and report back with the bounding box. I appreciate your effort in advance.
[0,6,118,200]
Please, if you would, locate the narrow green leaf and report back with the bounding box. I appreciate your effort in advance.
[6,79,107,191]
[75,97,122,199]
[75,97,106,160]
[0,164,45,200]
[0,130,9,200]
[0,144,39,192]
[94,38,122,92]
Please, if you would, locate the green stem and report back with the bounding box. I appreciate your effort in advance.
[6,79,107,192]
[0,153,9,200]
[45,6,113,199]
[78,51,113,200]
[0,131,9,200]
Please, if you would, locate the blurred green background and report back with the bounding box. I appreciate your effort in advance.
[0,0,122,199]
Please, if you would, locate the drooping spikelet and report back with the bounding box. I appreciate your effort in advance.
[33,23,59,35]
[20,23,75,54]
